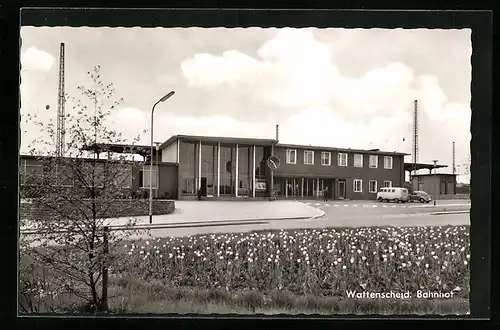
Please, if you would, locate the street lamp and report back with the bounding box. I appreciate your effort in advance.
[432,159,438,206]
[154,141,161,198]
[150,91,175,224]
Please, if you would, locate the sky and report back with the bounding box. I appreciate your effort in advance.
[20,27,472,183]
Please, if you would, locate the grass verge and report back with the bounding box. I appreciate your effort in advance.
[107,276,469,315]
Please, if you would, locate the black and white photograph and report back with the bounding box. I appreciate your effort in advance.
[17,9,484,317]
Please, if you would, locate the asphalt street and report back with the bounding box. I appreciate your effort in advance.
[138,199,470,238]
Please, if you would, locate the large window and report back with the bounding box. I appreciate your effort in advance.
[354,154,363,167]
[179,141,197,194]
[321,152,331,166]
[353,179,362,192]
[238,145,252,196]
[384,156,393,169]
[141,167,158,189]
[286,149,297,164]
[369,155,378,168]
[384,180,392,188]
[368,180,377,193]
[304,150,314,165]
[201,144,217,196]
[219,145,235,195]
[304,178,318,197]
[338,153,348,167]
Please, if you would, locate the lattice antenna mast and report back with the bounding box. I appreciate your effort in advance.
[452,141,456,175]
[411,100,419,178]
[56,42,66,157]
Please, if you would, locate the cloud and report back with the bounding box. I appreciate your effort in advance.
[179,28,471,181]
[21,47,56,71]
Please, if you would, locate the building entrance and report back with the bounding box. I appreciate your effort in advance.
[338,180,346,199]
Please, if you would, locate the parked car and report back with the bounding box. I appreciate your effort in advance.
[377,187,409,203]
[409,190,432,203]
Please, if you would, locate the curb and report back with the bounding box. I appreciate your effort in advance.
[120,220,271,231]
[431,210,470,216]
[122,214,317,229]
[308,209,326,221]
[20,214,321,233]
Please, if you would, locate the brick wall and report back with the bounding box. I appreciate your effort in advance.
[20,199,175,221]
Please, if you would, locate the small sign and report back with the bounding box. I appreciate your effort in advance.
[256,181,267,190]
[267,156,280,170]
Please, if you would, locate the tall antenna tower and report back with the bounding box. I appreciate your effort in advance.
[56,42,66,157]
[452,141,456,175]
[411,100,419,178]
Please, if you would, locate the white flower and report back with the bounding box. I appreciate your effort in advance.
[464,260,468,265]
[342,265,346,270]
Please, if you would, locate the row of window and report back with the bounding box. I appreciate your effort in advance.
[353,179,393,193]
[286,149,394,169]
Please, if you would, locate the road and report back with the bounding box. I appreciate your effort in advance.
[137,199,470,238]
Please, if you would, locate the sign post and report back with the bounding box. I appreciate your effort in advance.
[267,155,280,201]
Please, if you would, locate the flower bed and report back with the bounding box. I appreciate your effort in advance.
[121,225,470,298]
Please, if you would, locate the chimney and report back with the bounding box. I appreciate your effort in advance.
[276,124,279,142]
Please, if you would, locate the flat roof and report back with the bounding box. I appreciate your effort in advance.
[81,143,152,156]
[160,134,408,156]
[159,135,277,149]
[277,143,409,156]
[412,173,457,177]
[404,162,448,171]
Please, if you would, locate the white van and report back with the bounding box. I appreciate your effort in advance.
[376,187,409,203]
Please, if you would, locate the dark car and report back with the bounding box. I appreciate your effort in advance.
[409,190,432,203]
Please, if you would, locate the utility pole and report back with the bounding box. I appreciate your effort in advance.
[452,141,456,175]
[432,159,438,206]
[56,42,66,158]
[411,100,419,185]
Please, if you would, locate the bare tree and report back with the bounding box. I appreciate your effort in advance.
[20,66,148,313]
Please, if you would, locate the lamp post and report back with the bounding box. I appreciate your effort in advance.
[154,142,160,198]
[432,159,438,206]
[149,91,175,224]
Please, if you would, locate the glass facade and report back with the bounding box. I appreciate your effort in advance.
[201,144,217,196]
[179,141,197,195]
[178,141,273,198]
[274,177,334,199]
[219,145,235,195]
[237,146,252,196]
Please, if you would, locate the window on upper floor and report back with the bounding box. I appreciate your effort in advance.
[304,150,314,165]
[354,154,363,168]
[286,149,297,164]
[338,153,348,167]
[369,155,378,168]
[384,156,393,169]
[321,152,331,166]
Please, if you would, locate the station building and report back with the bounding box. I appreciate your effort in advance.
[20,134,410,201]
[154,134,407,201]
